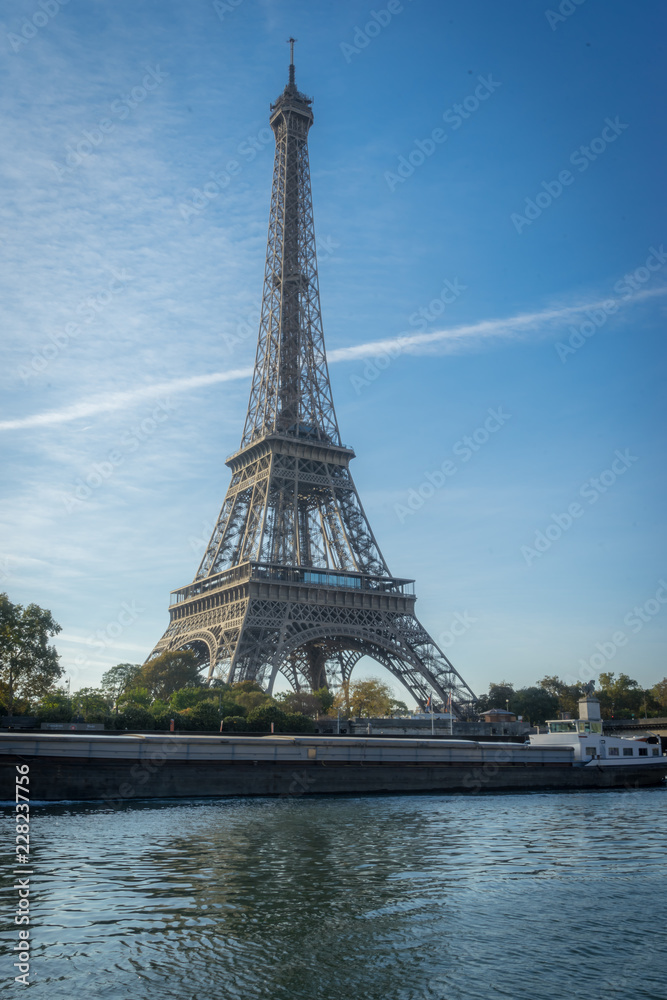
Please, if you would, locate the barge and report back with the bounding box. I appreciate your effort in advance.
[1,698,664,802]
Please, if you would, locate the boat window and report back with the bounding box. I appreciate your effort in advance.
[638,748,648,756]
[576,721,603,733]
[622,748,634,756]
[608,747,619,756]
[652,748,660,756]
[585,746,596,756]
[548,721,577,733]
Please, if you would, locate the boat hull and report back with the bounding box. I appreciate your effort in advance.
[2,732,665,802]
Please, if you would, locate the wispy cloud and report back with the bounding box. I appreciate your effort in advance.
[0,368,252,432]
[2,286,664,433]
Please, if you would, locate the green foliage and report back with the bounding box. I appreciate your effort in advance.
[232,680,264,693]
[208,677,231,690]
[337,678,393,718]
[389,698,410,717]
[475,682,515,714]
[283,712,316,734]
[245,703,315,733]
[149,699,171,716]
[150,713,178,731]
[221,715,249,733]
[72,687,110,722]
[118,705,154,729]
[231,688,273,713]
[477,673,664,723]
[511,686,559,726]
[35,688,72,723]
[276,690,321,717]
[136,650,202,701]
[188,700,221,729]
[650,678,667,712]
[100,663,142,711]
[313,686,335,715]
[537,676,586,717]
[597,672,643,719]
[118,686,151,710]
[246,704,288,731]
[0,593,62,714]
[169,687,213,710]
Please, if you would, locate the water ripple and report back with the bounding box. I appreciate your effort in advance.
[1,788,666,999]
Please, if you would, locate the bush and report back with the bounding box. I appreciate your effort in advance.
[150,712,183,731]
[169,687,213,711]
[244,705,316,733]
[283,712,316,734]
[246,704,288,731]
[220,699,247,718]
[189,701,221,730]
[34,691,72,723]
[119,706,154,730]
[221,715,249,733]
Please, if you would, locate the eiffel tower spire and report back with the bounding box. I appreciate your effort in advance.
[242,38,340,450]
[148,53,476,712]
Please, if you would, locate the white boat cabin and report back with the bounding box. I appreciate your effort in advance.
[529,695,662,765]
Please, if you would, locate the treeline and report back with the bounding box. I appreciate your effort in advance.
[33,652,328,732]
[476,673,667,725]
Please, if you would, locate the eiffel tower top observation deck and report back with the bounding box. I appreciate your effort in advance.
[148,45,476,712]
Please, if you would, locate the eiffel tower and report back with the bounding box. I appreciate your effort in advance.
[149,43,476,713]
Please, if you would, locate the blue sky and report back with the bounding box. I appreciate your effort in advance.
[1,0,665,704]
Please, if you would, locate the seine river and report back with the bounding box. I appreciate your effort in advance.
[2,788,666,999]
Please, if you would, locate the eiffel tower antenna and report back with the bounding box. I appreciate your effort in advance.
[288,36,296,84]
[148,51,476,714]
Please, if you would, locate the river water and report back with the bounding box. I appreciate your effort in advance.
[2,788,666,1000]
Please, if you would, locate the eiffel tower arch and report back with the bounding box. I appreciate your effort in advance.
[148,44,476,714]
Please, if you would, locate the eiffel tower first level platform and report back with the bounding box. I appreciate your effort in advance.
[148,43,476,714]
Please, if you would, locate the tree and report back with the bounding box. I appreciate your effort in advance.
[118,686,152,710]
[149,698,171,717]
[35,688,72,723]
[230,681,273,713]
[475,681,515,715]
[333,680,351,715]
[650,678,667,713]
[222,715,248,733]
[188,700,221,729]
[0,593,62,715]
[72,687,110,722]
[389,698,410,717]
[283,712,316,734]
[276,691,321,717]
[537,675,585,717]
[101,663,142,712]
[345,678,393,718]
[246,704,288,731]
[512,686,559,725]
[136,650,202,701]
[597,672,643,719]
[170,687,215,711]
[313,686,335,715]
[220,698,247,718]
[232,680,264,693]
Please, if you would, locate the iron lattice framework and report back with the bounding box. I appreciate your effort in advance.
[148,49,476,714]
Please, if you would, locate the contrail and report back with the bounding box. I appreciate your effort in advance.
[2,287,664,433]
